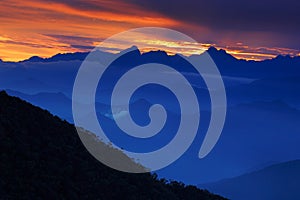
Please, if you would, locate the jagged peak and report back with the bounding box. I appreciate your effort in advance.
[207,46,230,55]
[120,45,141,55]
[206,46,237,61]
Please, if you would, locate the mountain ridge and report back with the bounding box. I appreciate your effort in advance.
[199,160,300,200]
[0,90,227,200]
[7,46,300,63]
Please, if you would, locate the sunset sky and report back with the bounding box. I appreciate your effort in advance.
[0,0,299,61]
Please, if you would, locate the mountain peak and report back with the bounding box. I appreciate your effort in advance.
[206,46,236,61]
[207,46,228,55]
[274,54,292,60]
[23,55,44,62]
[120,45,140,55]
[207,46,218,52]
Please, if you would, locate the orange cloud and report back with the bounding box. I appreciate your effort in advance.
[0,0,178,61]
[0,0,299,61]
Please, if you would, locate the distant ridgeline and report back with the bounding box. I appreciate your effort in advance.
[1,46,299,192]
[0,91,227,200]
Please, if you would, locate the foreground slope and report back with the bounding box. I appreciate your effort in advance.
[0,91,226,200]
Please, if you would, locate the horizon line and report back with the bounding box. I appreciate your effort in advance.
[1,46,298,63]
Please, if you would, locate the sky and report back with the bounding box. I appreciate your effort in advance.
[0,0,299,61]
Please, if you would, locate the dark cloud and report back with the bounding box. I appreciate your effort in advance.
[0,40,57,49]
[42,0,112,12]
[42,0,140,16]
[70,44,94,50]
[125,0,299,33]
[44,0,300,33]
[45,34,98,43]
[45,34,102,50]
[45,0,299,49]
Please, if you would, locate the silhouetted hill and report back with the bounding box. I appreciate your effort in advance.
[200,160,300,200]
[206,46,237,62]
[5,89,73,122]
[0,91,227,200]
[21,52,89,63]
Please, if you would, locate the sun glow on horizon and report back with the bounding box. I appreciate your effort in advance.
[0,0,299,61]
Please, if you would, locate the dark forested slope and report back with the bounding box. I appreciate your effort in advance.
[0,91,226,200]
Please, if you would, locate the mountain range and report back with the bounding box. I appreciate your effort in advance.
[0,46,299,198]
